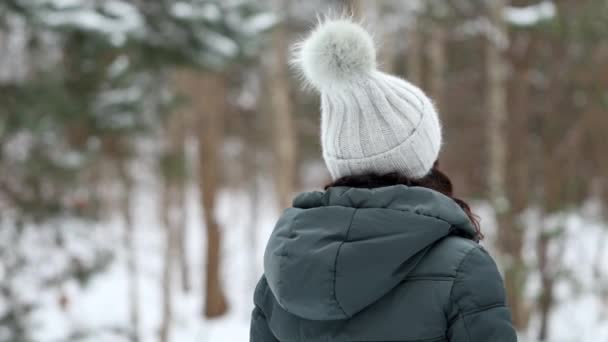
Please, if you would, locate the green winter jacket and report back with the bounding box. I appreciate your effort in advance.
[250,185,517,342]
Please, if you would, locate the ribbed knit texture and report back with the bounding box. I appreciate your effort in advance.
[296,19,442,180]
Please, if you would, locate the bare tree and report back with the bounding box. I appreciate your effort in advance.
[536,223,565,341]
[484,0,528,330]
[159,107,190,342]
[236,80,264,291]
[427,24,446,107]
[269,1,297,210]
[485,1,508,219]
[171,69,229,318]
[158,72,198,342]
[169,106,191,294]
[176,183,190,294]
[117,158,140,342]
[373,2,397,73]
[198,72,229,318]
[159,179,176,342]
[406,20,422,85]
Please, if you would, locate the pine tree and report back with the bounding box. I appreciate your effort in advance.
[0,0,275,339]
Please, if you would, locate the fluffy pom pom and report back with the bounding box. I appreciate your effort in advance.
[294,18,377,90]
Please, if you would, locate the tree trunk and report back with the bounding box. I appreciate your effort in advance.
[169,107,191,293]
[372,3,395,74]
[198,72,229,318]
[269,5,297,210]
[169,73,195,294]
[246,171,260,288]
[427,25,446,108]
[406,22,422,85]
[159,107,190,341]
[536,228,554,341]
[175,179,190,293]
[244,107,262,290]
[485,0,528,330]
[531,71,550,341]
[344,0,364,18]
[536,215,566,341]
[485,0,508,214]
[159,181,175,342]
[118,159,140,342]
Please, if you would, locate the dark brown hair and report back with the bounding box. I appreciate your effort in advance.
[325,162,483,241]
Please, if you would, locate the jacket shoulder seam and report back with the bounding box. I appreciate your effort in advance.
[332,208,358,317]
[462,302,507,317]
[382,207,456,227]
[253,276,275,319]
[447,302,507,326]
[404,275,455,281]
[448,244,480,295]
[462,310,473,341]
[447,244,481,327]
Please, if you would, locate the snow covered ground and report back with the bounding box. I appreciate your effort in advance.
[27,176,608,342]
[27,175,278,342]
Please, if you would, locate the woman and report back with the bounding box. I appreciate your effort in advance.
[250,18,517,342]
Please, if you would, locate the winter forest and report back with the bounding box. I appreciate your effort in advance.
[1,0,607,341]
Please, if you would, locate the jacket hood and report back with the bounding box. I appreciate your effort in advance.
[263,185,476,321]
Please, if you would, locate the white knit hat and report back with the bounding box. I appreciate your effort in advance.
[294,18,442,180]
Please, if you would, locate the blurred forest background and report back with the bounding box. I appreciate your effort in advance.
[1,0,607,341]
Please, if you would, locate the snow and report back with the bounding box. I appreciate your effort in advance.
[38,0,82,9]
[0,16,29,84]
[456,17,510,49]
[39,0,144,46]
[102,1,144,33]
[12,163,608,342]
[2,132,34,162]
[456,1,557,45]
[97,87,143,108]
[107,56,131,78]
[20,166,276,341]
[171,2,222,22]
[504,1,557,27]
[475,201,608,342]
[239,13,278,34]
[200,30,239,58]
[547,211,608,340]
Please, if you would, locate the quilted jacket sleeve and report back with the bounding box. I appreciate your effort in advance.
[249,277,280,342]
[447,246,518,342]
[250,305,279,342]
